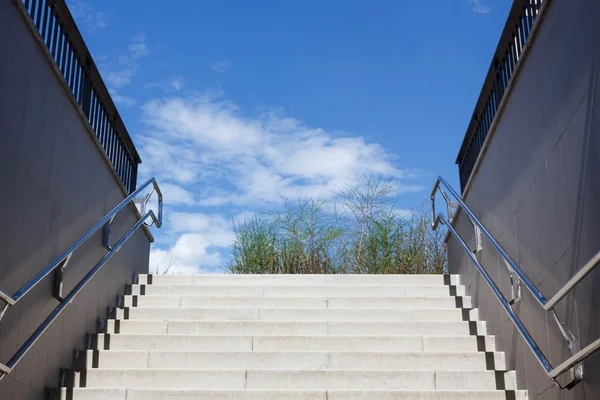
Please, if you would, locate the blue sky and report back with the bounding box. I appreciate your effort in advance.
[67,0,510,273]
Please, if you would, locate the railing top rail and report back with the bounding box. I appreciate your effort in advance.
[0,177,162,305]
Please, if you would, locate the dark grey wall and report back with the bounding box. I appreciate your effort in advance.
[0,1,152,398]
[447,0,600,399]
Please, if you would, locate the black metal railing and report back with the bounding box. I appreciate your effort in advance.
[17,0,140,193]
[456,0,545,192]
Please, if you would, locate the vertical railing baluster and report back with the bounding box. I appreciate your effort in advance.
[93,96,101,135]
[39,0,49,40]
[75,63,83,105]
[90,92,98,131]
[56,24,64,70]
[121,148,126,181]
[107,125,114,163]
[125,161,131,191]
[116,147,122,182]
[50,14,59,58]
[101,118,109,149]
[114,139,121,176]
[120,147,126,182]
[69,51,76,91]
[104,116,111,154]
[60,34,68,74]
[130,164,138,194]
[65,46,72,89]
[111,129,117,167]
[34,0,43,29]
[81,68,92,118]
[99,108,106,143]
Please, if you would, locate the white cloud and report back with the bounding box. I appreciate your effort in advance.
[168,212,235,247]
[110,90,136,106]
[149,212,236,274]
[150,234,224,274]
[468,0,493,14]
[211,61,232,73]
[160,183,195,206]
[106,68,136,89]
[138,91,423,273]
[139,93,414,206]
[68,0,107,32]
[102,35,150,90]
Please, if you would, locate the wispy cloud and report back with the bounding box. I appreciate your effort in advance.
[101,34,150,98]
[144,76,186,93]
[211,61,232,73]
[129,34,150,58]
[139,90,422,273]
[468,0,493,14]
[105,68,136,89]
[67,0,108,32]
[110,90,137,107]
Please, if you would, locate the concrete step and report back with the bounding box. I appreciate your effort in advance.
[122,295,472,309]
[103,319,487,337]
[83,350,506,370]
[79,369,517,390]
[128,284,467,297]
[252,336,492,353]
[138,274,460,286]
[91,334,254,351]
[49,388,528,400]
[112,307,477,322]
[92,333,494,352]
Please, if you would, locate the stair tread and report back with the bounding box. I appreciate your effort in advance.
[49,274,530,397]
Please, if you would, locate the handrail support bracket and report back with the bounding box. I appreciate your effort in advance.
[103,214,119,250]
[550,310,584,389]
[53,252,73,302]
[508,266,522,305]
[0,303,9,324]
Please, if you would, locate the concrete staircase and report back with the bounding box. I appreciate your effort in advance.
[50,274,527,399]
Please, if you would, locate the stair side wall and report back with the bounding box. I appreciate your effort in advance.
[447,0,600,399]
[0,1,152,398]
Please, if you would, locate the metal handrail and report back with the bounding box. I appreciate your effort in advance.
[431,177,547,306]
[431,176,600,388]
[440,213,553,374]
[0,177,163,378]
